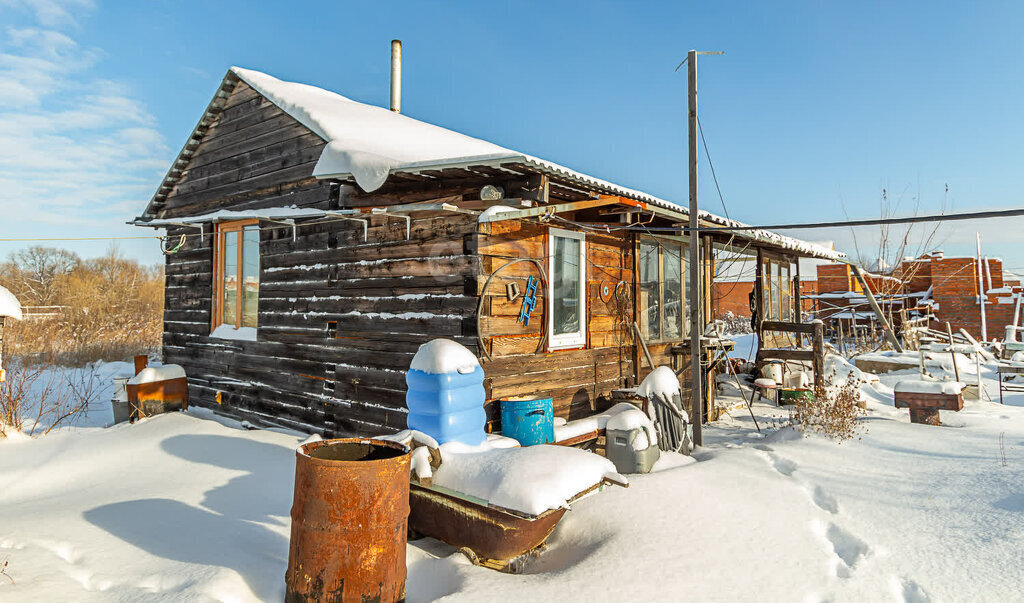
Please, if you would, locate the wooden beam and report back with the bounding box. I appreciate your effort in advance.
[477,196,645,223]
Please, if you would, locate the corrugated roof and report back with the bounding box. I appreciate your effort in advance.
[140,67,844,261]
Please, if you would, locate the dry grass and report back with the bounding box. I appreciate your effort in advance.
[0,246,163,366]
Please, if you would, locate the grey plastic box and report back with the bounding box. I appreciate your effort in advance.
[606,427,661,474]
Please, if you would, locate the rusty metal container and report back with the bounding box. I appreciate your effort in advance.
[286,438,411,603]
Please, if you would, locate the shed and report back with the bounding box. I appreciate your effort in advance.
[133,67,841,436]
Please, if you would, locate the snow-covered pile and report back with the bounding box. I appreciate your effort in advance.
[0,284,22,320]
[637,366,682,402]
[893,378,964,395]
[553,402,658,447]
[432,441,624,516]
[409,338,479,375]
[605,408,658,451]
[127,364,186,386]
[233,67,511,192]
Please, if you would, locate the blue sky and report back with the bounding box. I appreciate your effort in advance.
[2,0,1024,271]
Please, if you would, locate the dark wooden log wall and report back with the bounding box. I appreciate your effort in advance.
[159,80,484,435]
[163,211,481,436]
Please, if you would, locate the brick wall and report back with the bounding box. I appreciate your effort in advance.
[712,279,818,319]
[816,264,857,293]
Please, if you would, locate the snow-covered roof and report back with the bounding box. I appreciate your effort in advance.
[141,67,843,261]
[0,285,22,320]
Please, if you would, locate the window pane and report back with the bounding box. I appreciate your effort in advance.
[639,241,660,340]
[222,230,238,326]
[241,226,260,328]
[664,244,683,339]
[552,235,581,336]
[780,264,791,321]
[682,245,690,337]
[770,262,781,320]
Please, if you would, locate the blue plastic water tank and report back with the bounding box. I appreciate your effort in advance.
[405,340,487,446]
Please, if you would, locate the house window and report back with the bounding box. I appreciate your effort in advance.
[214,220,260,330]
[548,228,586,349]
[639,237,689,342]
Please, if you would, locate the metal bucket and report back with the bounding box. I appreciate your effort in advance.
[285,438,411,603]
[500,397,554,446]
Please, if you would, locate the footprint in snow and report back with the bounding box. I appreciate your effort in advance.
[825,522,870,570]
[809,485,839,514]
[892,576,931,603]
[768,453,798,477]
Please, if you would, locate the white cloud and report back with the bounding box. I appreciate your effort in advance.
[0,4,170,238]
[0,0,95,29]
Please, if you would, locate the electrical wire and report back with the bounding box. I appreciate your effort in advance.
[697,116,730,220]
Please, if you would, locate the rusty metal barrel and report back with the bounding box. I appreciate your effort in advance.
[285,438,411,603]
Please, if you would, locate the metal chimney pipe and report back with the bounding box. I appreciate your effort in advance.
[390,39,402,113]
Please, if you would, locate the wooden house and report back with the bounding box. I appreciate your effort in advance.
[134,67,842,436]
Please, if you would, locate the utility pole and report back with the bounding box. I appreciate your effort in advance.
[680,49,722,447]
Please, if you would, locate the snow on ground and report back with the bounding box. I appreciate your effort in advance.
[728,332,758,361]
[2,356,1023,601]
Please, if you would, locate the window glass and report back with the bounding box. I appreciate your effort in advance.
[639,241,661,340]
[780,263,791,321]
[664,244,683,339]
[222,230,238,326]
[770,262,781,320]
[682,246,690,337]
[241,226,260,328]
[552,235,581,336]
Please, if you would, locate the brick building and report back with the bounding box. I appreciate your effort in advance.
[813,251,1023,341]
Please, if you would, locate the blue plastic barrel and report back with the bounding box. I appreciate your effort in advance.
[405,340,487,446]
[500,397,554,446]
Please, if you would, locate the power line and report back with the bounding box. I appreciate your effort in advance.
[0,236,162,242]
[648,206,1024,233]
[697,116,730,220]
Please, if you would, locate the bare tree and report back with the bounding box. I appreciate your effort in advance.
[2,246,80,306]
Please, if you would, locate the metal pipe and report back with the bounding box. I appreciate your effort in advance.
[390,39,402,113]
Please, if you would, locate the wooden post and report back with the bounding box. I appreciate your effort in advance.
[686,49,703,446]
[977,233,988,341]
[946,322,960,382]
[812,321,825,391]
[755,248,765,355]
[134,355,149,375]
[794,261,802,324]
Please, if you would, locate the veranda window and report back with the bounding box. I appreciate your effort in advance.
[639,237,689,342]
[214,220,260,330]
[761,257,793,321]
[548,228,586,349]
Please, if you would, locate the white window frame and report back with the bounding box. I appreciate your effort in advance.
[547,228,587,350]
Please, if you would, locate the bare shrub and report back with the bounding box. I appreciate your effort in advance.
[0,359,95,437]
[789,369,867,443]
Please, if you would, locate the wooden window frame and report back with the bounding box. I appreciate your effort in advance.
[638,235,689,343]
[547,228,587,350]
[212,219,259,332]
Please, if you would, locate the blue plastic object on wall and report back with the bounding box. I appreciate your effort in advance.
[500,397,555,446]
[406,366,487,445]
[518,275,538,326]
